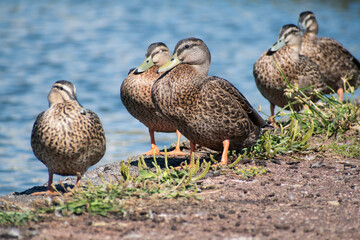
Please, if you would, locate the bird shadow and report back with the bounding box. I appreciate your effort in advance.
[14,146,220,196]
[129,146,212,169]
[130,155,194,169]
[14,183,75,196]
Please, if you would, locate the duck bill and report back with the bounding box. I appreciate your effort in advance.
[157,53,181,73]
[134,56,154,74]
[266,36,285,55]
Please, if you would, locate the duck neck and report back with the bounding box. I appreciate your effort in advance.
[304,31,317,40]
[289,45,301,61]
[192,65,209,76]
[189,55,211,76]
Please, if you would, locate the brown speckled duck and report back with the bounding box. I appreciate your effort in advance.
[31,80,106,195]
[299,11,360,102]
[154,37,268,164]
[121,42,185,156]
[253,24,327,119]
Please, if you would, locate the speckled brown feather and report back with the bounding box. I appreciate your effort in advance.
[120,66,176,133]
[253,25,327,111]
[301,33,360,92]
[153,58,267,151]
[31,84,106,177]
[254,48,326,110]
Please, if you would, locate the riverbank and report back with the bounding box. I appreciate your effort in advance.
[1,127,360,239]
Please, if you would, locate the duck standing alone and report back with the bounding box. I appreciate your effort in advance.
[31,80,106,195]
[154,37,269,164]
[121,42,184,156]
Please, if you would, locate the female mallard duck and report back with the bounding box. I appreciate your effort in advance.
[121,42,184,156]
[154,37,269,164]
[299,11,360,102]
[253,24,327,119]
[31,80,106,195]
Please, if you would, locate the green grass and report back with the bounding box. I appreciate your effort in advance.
[253,67,359,160]
[1,71,359,226]
[232,166,269,179]
[0,152,212,225]
[36,152,211,217]
[0,211,38,226]
[326,141,360,158]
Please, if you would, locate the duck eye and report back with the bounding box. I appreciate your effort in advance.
[146,60,149,63]
[185,44,189,48]
[171,57,174,61]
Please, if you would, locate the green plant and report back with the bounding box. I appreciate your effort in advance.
[232,166,268,179]
[0,211,38,226]
[275,62,359,137]
[38,150,210,217]
[252,63,359,160]
[326,141,360,158]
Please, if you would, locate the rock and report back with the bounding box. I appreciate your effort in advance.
[0,228,20,239]
[274,223,290,230]
[328,200,340,206]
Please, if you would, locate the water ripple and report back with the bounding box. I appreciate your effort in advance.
[0,0,359,195]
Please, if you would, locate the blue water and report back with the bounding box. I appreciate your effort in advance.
[1,0,359,196]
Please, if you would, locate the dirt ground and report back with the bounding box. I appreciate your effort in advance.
[1,137,360,240]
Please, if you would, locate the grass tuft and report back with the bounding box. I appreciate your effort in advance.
[232,166,269,179]
[1,69,358,226]
[34,152,210,217]
[0,211,38,226]
[251,66,359,160]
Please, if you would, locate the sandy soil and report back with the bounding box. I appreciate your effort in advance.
[1,137,360,240]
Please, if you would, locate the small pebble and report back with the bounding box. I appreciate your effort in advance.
[1,228,20,239]
[288,193,295,201]
[328,200,340,206]
[274,223,290,230]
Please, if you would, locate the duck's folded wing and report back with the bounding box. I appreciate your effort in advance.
[204,76,267,128]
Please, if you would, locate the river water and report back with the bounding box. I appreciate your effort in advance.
[1,0,359,195]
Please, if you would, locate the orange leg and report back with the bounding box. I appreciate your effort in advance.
[63,174,82,196]
[268,102,279,128]
[269,102,275,122]
[31,172,83,196]
[337,87,344,103]
[166,130,186,156]
[270,102,275,117]
[220,140,230,165]
[190,141,196,157]
[188,141,197,167]
[31,171,59,196]
[74,174,82,188]
[142,129,160,156]
[174,141,196,170]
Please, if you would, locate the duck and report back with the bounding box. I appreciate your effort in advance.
[154,37,269,164]
[121,42,185,156]
[298,11,360,102]
[253,24,327,120]
[31,80,106,195]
